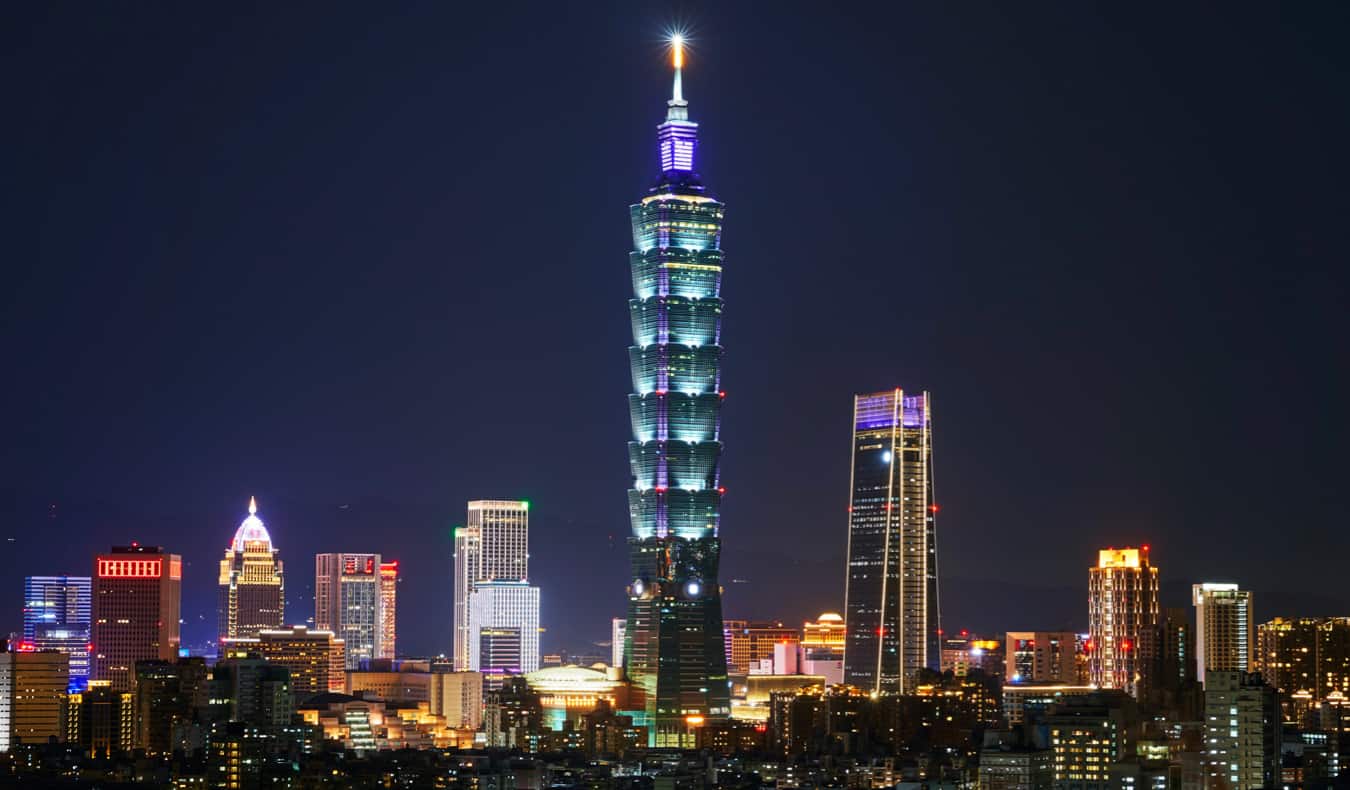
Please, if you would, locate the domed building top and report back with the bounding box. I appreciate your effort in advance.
[231,496,275,552]
[524,664,623,693]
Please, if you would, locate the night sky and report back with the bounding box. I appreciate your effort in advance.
[4,3,1347,658]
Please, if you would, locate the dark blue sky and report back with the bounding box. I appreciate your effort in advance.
[4,3,1347,657]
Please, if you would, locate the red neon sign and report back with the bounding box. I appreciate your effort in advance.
[98,559,163,578]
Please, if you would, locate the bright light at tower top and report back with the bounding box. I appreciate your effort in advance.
[670,33,685,69]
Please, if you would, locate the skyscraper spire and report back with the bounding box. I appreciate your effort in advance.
[248,495,257,516]
[670,34,685,108]
[657,33,697,177]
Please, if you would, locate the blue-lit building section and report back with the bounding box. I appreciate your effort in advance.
[622,40,731,748]
[22,575,93,692]
[842,390,941,695]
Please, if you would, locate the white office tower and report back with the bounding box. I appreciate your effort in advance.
[1193,582,1254,685]
[453,500,530,671]
[467,580,540,683]
[612,617,626,668]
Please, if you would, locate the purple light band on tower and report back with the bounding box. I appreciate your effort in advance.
[854,392,929,430]
[659,120,698,173]
[902,395,928,428]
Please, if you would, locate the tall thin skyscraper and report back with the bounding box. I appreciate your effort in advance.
[622,36,731,747]
[378,561,398,659]
[1193,582,1253,685]
[842,389,940,694]
[453,500,530,671]
[22,575,91,691]
[92,544,182,692]
[314,553,386,669]
[1088,546,1159,697]
[217,497,284,643]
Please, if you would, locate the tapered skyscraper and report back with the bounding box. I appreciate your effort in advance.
[623,36,730,747]
[843,389,940,694]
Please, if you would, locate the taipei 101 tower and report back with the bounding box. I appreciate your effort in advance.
[622,36,731,747]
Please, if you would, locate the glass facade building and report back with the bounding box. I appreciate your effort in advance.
[468,580,540,684]
[453,500,530,671]
[842,389,940,694]
[22,575,92,692]
[622,42,731,747]
[314,553,386,669]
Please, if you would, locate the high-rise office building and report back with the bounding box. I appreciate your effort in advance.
[66,681,133,757]
[1193,582,1253,685]
[453,500,530,671]
[254,626,345,698]
[0,650,69,752]
[1203,671,1280,789]
[842,389,940,694]
[1006,632,1079,685]
[1087,546,1159,697]
[622,38,732,746]
[378,561,398,659]
[217,497,284,643]
[22,575,91,691]
[467,581,540,685]
[1144,606,1199,713]
[314,553,386,668]
[1256,617,1350,720]
[132,658,207,754]
[210,656,293,732]
[92,544,182,692]
[611,618,626,668]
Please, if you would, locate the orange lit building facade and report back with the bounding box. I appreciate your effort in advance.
[1088,547,1159,697]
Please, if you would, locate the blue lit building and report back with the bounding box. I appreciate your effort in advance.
[622,37,730,747]
[22,575,92,691]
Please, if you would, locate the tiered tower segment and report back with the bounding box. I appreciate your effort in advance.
[623,36,731,748]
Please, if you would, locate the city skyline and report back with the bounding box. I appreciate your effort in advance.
[4,3,1347,659]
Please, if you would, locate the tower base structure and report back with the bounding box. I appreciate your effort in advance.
[624,535,730,747]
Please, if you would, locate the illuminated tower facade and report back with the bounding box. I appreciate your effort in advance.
[453,500,530,671]
[842,389,940,694]
[314,553,385,669]
[1192,582,1253,685]
[622,36,731,747]
[217,497,284,643]
[22,575,92,691]
[379,561,398,659]
[1088,546,1159,697]
[92,545,182,692]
